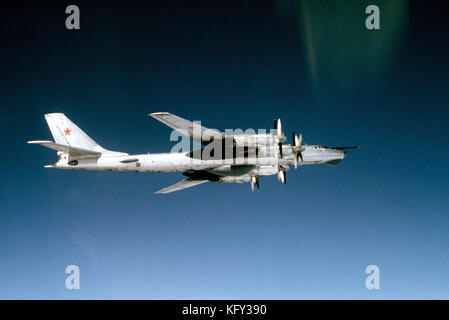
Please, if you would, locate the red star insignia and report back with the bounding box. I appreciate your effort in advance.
[64,128,71,135]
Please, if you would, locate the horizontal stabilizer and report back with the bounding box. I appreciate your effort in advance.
[155,178,209,194]
[27,140,102,158]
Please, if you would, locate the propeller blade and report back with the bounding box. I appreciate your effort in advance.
[278,170,286,184]
[251,176,258,192]
[294,153,298,169]
[292,132,302,147]
[278,142,283,158]
[277,119,282,137]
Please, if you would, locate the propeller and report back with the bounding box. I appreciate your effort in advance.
[277,168,287,184]
[273,118,290,184]
[274,118,286,158]
[250,176,260,192]
[292,132,305,169]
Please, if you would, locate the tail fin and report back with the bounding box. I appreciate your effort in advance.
[44,113,105,152]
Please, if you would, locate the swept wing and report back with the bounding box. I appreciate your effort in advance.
[149,112,224,143]
[155,178,209,194]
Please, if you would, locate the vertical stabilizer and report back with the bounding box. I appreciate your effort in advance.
[44,113,104,151]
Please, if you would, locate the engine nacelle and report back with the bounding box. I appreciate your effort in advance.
[218,175,252,183]
[233,134,275,147]
[207,165,254,177]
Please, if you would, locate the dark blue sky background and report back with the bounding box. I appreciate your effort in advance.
[1,0,448,299]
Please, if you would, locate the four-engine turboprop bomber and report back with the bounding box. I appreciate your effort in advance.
[28,113,358,193]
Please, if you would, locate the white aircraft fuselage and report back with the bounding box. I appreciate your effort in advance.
[49,144,344,178]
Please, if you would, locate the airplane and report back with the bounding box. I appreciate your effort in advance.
[28,112,358,193]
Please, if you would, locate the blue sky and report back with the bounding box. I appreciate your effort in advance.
[0,0,448,299]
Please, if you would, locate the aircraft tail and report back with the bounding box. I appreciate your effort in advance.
[44,113,105,152]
